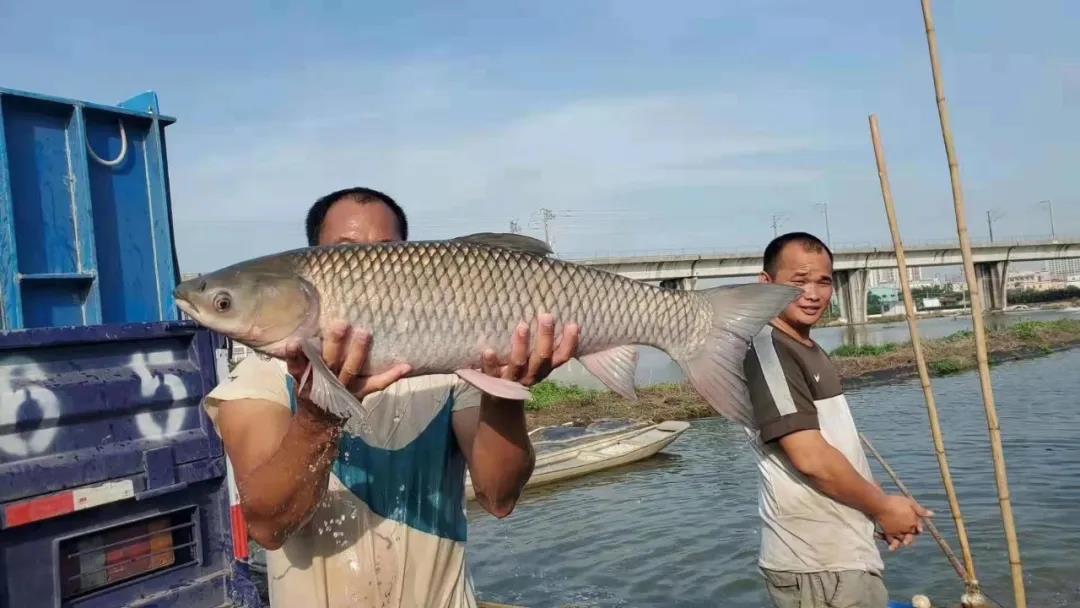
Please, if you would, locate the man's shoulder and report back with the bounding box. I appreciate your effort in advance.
[205,354,291,408]
[757,326,836,371]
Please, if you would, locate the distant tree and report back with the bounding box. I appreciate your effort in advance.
[867,293,885,315]
[1008,286,1080,304]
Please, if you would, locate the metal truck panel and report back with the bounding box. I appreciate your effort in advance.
[0,87,180,330]
[0,322,223,503]
[0,322,255,607]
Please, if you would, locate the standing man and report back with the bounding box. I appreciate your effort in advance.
[745,232,932,608]
[203,187,579,608]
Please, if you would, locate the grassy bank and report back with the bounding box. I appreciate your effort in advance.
[525,319,1080,430]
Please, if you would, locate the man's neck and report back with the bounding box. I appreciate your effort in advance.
[771,317,814,347]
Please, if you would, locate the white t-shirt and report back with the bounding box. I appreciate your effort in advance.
[744,326,883,574]
[205,355,482,608]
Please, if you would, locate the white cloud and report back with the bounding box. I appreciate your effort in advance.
[169,75,830,270]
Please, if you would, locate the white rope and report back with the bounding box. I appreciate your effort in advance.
[86,119,128,167]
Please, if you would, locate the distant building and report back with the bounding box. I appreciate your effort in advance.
[1045,258,1080,278]
[908,278,940,290]
[1008,271,1065,291]
[922,297,943,309]
[870,266,924,287]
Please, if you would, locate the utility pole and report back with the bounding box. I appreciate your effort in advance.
[538,208,556,246]
[815,202,832,246]
[1039,200,1056,241]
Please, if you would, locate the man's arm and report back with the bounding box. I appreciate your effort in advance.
[216,322,410,550]
[217,398,340,550]
[455,313,579,518]
[745,330,930,550]
[778,430,931,549]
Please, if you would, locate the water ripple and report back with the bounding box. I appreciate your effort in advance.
[469,350,1080,607]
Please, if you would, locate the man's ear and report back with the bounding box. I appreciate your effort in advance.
[758,271,772,285]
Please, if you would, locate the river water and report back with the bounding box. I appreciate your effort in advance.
[467,341,1080,606]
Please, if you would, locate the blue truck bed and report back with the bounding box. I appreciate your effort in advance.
[0,323,258,607]
[0,87,258,607]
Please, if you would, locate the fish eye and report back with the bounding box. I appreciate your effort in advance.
[213,293,232,313]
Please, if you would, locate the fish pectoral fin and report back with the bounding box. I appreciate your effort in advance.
[300,339,369,420]
[455,369,532,401]
[578,346,639,401]
[450,232,553,257]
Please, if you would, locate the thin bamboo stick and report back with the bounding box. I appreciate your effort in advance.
[860,433,966,582]
[868,114,980,593]
[919,1,1026,606]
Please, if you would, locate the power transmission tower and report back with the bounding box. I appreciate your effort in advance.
[771,213,788,237]
[509,220,521,234]
[986,209,1005,242]
[1038,200,1056,241]
[815,202,832,246]
[538,208,556,246]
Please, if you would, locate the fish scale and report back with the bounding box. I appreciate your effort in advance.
[174,233,802,430]
[294,241,703,373]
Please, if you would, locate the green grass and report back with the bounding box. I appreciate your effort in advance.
[1006,319,1080,341]
[1008,321,1043,340]
[942,329,973,342]
[830,343,898,358]
[526,381,599,411]
[930,357,965,376]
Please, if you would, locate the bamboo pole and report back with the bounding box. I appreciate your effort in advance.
[919,1,1026,606]
[860,433,966,582]
[868,114,981,598]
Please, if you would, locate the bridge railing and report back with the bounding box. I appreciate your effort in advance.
[563,234,1079,263]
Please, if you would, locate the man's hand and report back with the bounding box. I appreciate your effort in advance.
[282,320,412,423]
[457,312,580,518]
[479,312,580,386]
[873,495,933,551]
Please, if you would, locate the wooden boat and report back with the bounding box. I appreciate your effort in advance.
[465,419,690,500]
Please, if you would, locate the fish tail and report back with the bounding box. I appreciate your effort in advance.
[675,284,801,428]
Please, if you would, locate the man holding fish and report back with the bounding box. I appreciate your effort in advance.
[177,186,799,607]
[198,187,581,608]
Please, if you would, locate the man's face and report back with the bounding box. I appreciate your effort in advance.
[761,243,834,328]
[317,198,403,246]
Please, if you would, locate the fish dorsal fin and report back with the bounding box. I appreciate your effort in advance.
[451,232,553,256]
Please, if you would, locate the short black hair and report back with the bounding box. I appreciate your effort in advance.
[305,186,409,246]
[762,232,833,277]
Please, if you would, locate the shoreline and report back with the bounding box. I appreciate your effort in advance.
[818,300,1080,328]
[525,319,1080,430]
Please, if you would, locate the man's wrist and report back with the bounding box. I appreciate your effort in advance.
[294,400,345,439]
[864,486,890,519]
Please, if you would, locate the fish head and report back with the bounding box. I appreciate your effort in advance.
[174,261,318,349]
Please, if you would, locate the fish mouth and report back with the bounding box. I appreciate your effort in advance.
[175,298,199,320]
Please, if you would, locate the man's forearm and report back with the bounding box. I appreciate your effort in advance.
[238,409,341,548]
[469,395,535,517]
[793,442,888,518]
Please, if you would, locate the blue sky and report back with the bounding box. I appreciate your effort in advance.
[2,0,1077,272]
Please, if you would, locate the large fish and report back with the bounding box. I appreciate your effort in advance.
[174,233,799,432]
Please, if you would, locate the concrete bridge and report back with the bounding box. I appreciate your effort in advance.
[573,238,1080,324]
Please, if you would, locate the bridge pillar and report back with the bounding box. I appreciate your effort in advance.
[974,261,1008,311]
[833,269,869,325]
[659,277,697,291]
